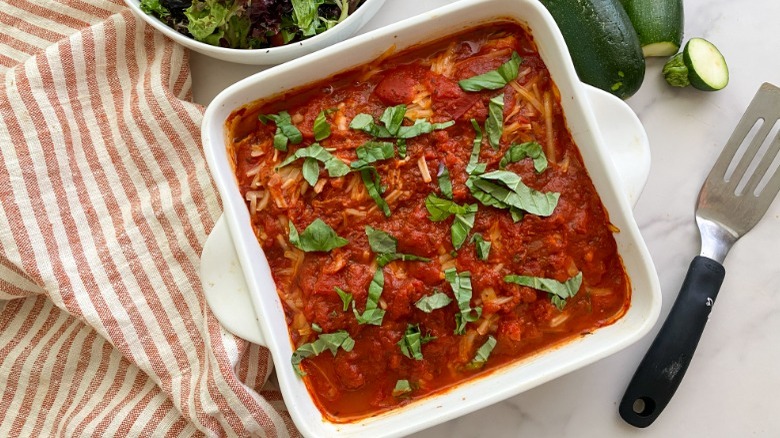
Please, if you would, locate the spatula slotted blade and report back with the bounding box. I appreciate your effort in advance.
[698,82,780,242]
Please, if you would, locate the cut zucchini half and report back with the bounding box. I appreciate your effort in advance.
[620,0,684,58]
[643,41,681,58]
[683,38,729,91]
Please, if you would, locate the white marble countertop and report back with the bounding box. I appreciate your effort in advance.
[190,0,780,436]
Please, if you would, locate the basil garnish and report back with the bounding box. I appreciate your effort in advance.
[397,324,435,360]
[468,335,497,369]
[277,143,350,186]
[365,226,431,267]
[350,113,391,138]
[301,157,319,186]
[445,268,482,335]
[499,141,548,173]
[376,253,431,266]
[504,272,583,311]
[438,165,453,199]
[379,104,406,136]
[334,287,353,311]
[291,330,355,376]
[311,323,322,333]
[425,195,477,250]
[415,291,452,313]
[471,233,491,261]
[397,138,407,158]
[458,52,523,92]
[352,268,386,325]
[350,141,395,169]
[288,219,348,252]
[451,205,477,250]
[366,226,397,254]
[466,119,486,175]
[313,108,336,141]
[392,379,412,397]
[397,119,455,139]
[357,166,391,217]
[485,94,504,149]
[350,105,453,141]
[466,170,559,218]
[259,111,302,152]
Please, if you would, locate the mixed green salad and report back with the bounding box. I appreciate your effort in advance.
[139,0,365,49]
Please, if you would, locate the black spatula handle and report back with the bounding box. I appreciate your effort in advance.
[619,256,725,428]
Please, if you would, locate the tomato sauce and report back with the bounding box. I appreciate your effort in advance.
[229,22,630,421]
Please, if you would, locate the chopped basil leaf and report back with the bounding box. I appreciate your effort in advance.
[415,291,453,312]
[397,324,435,360]
[397,119,454,139]
[499,141,548,173]
[471,233,491,261]
[425,194,471,221]
[351,141,395,168]
[351,109,453,140]
[335,287,353,311]
[468,335,497,369]
[475,170,560,216]
[365,226,397,254]
[313,108,336,141]
[432,121,456,130]
[504,272,583,311]
[466,119,487,175]
[392,379,412,397]
[288,219,348,252]
[291,330,355,376]
[445,268,482,335]
[425,194,477,250]
[352,306,385,325]
[301,157,320,186]
[451,205,477,250]
[350,113,392,138]
[380,104,407,136]
[458,52,523,92]
[357,166,391,217]
[311,323,322,333]
[425,194,459,221]
[259,111,302,152]
[376,253,431,267]
[424,195,477,250]
[438,165,453,199]
[277,143,350,186]
[485,94,504,149]
[353,268,386,325]
[397,138,407,158]
[366,227,430,267]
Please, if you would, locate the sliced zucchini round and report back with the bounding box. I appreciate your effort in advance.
[683,38,729,91]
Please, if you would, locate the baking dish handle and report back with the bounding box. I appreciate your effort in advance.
[200,215,267,346]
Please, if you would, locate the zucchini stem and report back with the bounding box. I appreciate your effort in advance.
[663,53,690,88]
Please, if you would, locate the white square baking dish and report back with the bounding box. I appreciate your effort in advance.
[201,0,662,436]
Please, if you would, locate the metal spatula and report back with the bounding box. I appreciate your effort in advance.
[619,82,780,427]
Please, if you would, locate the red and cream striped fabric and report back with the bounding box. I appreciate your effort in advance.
[0,0,297,436]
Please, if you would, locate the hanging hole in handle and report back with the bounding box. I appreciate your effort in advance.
[631,397,656,417]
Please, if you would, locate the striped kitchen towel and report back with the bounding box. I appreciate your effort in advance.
[0,0,297,436]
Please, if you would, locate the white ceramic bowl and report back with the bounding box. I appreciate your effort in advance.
[124,0,386,65]
[202,0,662,436]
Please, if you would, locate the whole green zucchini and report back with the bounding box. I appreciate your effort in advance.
[539,0,646,99]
